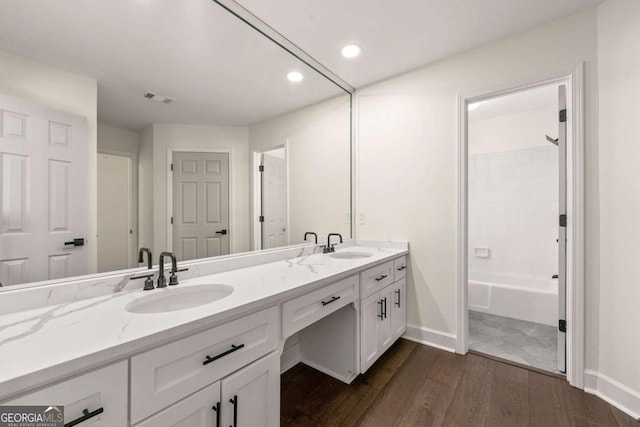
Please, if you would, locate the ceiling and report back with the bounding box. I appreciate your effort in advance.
[0,0,344,130]
[236,0,602,88]
[469,84,559,122]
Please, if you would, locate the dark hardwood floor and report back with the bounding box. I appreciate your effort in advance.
[281,339,639,427]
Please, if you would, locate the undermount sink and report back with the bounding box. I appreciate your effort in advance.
[329,251,373,260]
[126,284,234,314]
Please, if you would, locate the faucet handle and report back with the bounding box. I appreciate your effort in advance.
[169,273,179,286]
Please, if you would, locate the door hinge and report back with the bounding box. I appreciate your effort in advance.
[170,216,173,225]
[559,319,567,333]
[559,214,567,227]
[259,215,264,222]
[559,109,567,123]
[259,165,264,172]
[170,163,174,171]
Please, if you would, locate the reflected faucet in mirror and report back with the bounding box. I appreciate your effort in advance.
[138,248,153,270]
[304,232,318,244]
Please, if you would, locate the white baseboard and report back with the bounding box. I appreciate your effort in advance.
[281,343,301,374]
[402,324,457,353]
[584,370,640,420]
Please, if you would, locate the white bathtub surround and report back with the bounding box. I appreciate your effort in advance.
[0,240,407,402]
[468,271,558,326]
[468,146,559,280]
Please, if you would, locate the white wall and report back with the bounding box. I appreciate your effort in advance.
[138,126,154,252]
[97,123,139,155]
[151,124,250,256]
[356,8,599,373]
[249,95,351,245]
[597,0,640,399]
[0,49,99,273]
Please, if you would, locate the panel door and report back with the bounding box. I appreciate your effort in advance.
[172,152,229,261]
[557,84,568,373]
[360,291,382,373]
[0,93,89,286]
[379,286,394,353]
[221,352,279,427]
[390,278,407,340]
[135,382,221,427]
[261,153,287,249]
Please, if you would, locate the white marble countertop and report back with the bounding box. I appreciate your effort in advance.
[0,245,407,402]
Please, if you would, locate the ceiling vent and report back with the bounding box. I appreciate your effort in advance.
[143,92,175,105]
[161,97,175,104]
[143,91,156,99]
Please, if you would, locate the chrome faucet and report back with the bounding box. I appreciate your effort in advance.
[324,233,343,253]
[158,252,179,288]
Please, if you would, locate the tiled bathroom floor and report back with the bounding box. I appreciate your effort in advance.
[469,310,558,373]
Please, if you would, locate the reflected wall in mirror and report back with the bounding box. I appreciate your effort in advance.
[0,0,351,288]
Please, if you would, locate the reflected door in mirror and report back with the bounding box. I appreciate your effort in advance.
[0,93,89,286]
[261,152,287,249]
[172,151,230,261]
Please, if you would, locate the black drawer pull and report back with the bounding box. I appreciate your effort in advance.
[203,344,245,366]
[65,407,104,427]
[321,296,341,306]
[396,265,406,271]
[374,274,388,282]
[212,401,221,427]
[230,395,238,427]
[395,289,401,307]
[64,238,85,247]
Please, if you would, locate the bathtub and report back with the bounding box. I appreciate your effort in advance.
[468,271,558,326]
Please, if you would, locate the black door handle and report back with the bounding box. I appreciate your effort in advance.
[211,401,221,427]
[64,238,85,247]
[375,274,388,282]
[378,300,384,320]
[552,274,559,279]
[230,395,238,427]
[215,229,227,235]
[64,408,103,427]
[395,289,401,307]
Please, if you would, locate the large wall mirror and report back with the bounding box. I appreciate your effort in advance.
[0,0,351,288]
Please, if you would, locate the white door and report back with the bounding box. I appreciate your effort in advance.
[261,153,287,249]
[557,85,568,373]
[221,352,279,427]
[391,279,407,340]
[172,152,230,261]
[0,93,89,286]
[360,291,382,373]
[135,381,221,427]
[97,153,131,272]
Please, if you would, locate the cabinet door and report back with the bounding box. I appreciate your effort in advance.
[221,352,279,427]
[135,382,221,427]
[391,278,407,340]
[379,286,394,353]
[5,361,127,427]
[360,291,382,373]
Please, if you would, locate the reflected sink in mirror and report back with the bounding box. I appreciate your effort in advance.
[329,252,373,260]
[126,284,234,314]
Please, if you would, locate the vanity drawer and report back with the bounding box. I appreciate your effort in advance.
[394,256,407,281]
[360,261,394,298]
[282,275,359,338]
[4,361,128,427]
[130,306,279,424]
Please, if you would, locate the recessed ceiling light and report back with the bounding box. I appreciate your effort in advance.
[287,71,304,83]
[468,102,479,111]
[341,44,361,59]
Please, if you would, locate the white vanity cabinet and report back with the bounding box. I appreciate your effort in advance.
[360,259,407,373]
[135,352,279,427]
[4,361,128,427]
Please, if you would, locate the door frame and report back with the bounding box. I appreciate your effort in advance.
[250,143,290,251]
[97,148,138,268]
[455,63,585,388]
[166,147,234,255]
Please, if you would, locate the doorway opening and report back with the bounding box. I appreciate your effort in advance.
[252,146,288,250]
[456,64,584,388]
[97,151,135,272]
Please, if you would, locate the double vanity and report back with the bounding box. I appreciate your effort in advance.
[0,240,408,426]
